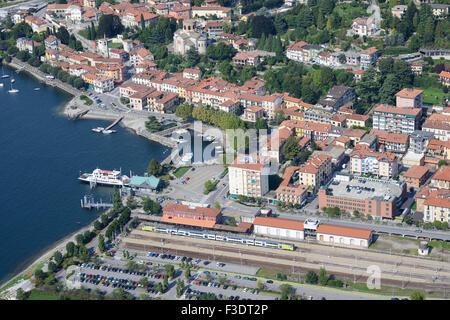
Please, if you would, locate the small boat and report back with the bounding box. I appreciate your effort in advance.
[1,68,9,78]
[0,83,3,87]
[91,127,104,133]
[8,82,19,93]
[102,129,116,134]
[34,87,40,91]
[11,79,15,83]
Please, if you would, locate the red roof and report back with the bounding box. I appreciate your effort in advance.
[317,224,372,240]
[163,203,222,217]
[253,217,304,231]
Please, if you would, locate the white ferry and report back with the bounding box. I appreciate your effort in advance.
[78,169,130,186]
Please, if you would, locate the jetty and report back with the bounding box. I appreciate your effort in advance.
[80,195,113,210]
[70,109,89,120]
[105,116,123,131]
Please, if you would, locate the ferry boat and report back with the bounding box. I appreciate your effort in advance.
[78,169,130,187]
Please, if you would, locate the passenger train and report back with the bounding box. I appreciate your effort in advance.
[141,225,295,251]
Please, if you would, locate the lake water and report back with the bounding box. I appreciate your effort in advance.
[0,66,170,285]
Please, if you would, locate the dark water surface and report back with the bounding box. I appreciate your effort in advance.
[0,66,169,284]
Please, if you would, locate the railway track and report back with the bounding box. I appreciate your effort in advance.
[123,230,450,291]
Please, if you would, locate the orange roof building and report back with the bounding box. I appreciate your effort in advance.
[253,217,305,240]
[316,224,373,248]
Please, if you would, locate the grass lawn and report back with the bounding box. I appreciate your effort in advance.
[422,88,446,105]
[27,290,61,300]
[108,42,123,49]
[172,166,191,178]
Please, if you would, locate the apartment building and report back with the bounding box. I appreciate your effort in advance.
[232,51,261,67]
[352,17,377,37]
[372,104,422,135]
[410,130,435,154]
[370,129,409,154]
[350,145,399,178]
[402,165,429,189]
[297,154,333,193]
[242,106,264,122]
[423,189,450,224]
[422,113,450,141]
[395,88,423,109]
[439,71,450,87]
[317,86,356,110]
[430,165,450,190]
[228,156,269,198]
[360,47,379,70]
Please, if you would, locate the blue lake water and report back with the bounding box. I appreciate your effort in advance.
[0,66,170,285]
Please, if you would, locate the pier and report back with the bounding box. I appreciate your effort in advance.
[70,109,89,120]
[105,116,123,131]
[80,195,113,210]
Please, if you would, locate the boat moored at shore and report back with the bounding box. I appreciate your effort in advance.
[78,168,130,186]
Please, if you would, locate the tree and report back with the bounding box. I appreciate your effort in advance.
[305,270,318,284]
[185,266,191,281]
[56,27,70,45]
[249,15,276,38]
[410,291,426,300]
[279,284,293,300]
[175,103,193,121]
[186,47,200,67]
[16,288,27,300]
[98,234,105,253]
[438,160,447,168]
[147,159,163,176]
[318,268,328,286]
[65,242,75,257]
[165,264,175,279]
[282,136,301,161]
[47,261,57,273]
[138,277,149,287]
[97,14,124,38]
[379,74,400,105]
[53,251,63,267]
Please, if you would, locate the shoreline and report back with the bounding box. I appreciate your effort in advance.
[0,217,100,292]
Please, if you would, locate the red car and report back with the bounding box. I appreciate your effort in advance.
[185,177,190,181]
[346,67,353,71]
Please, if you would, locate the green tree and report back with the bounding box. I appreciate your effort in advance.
[165,264,175,279]
[282,136,301,161]
[147,159,163,176]
[410,291,426,300]
[65,242,75,257]
[318,268,328,286]
[186,47,200,67]
[98,234,105,253]
[97,14,124,38]
[279,284,293,300]
[56,27,70,45]
[53,251,63,267]
[379,74,400,105]
[305,270,318,284]
[16,288,27,300]
[175,103,193,121]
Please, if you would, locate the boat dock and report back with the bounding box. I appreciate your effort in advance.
[70,109,89,120]
[105,116,123,131]
[80,195,113,210]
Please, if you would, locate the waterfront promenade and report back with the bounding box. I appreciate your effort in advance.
[4,58,82,97]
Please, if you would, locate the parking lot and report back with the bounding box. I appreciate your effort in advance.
[166,164,225,202]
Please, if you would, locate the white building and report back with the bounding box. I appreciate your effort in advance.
[229,156,269,198]
[316,224,373,248]
[253,216,304,241]
[173,20,208,55]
